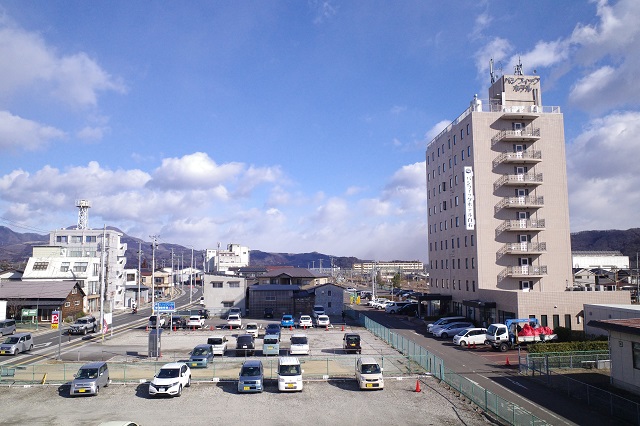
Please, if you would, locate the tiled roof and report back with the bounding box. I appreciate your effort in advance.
[588,318,640,335]
[0,280,84,299]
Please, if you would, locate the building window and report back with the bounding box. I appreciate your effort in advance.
[467,146,471,156]
[466,123,470,135]
[73,262,88,272]
[64,302,71,307]
[564,314,572,330]
[453,135,456,144]
[457,238,460,248]
[86,236,97,243]
[33,262,49,271]
[553,315,560,329]
[455,217,459,227]
[465,258,469,269]
[74,300,80,306]
[465,236,468,247]
[448,139,451,149]
[471,258,475,269]
[541,315,548,327]
[633,343,640,370]
[466,280,469,291]
[472,281,475,292]
[70,250,83,257]
[60,262,70,272]
[470,235,474,246]
[461,150,465,161]
[71,287,78,294]
[455,175,458,185]
[265,296,276,302]
[228,282,240,288]
[222,301,234,307]
[56,236,68,243]
[460,129,464,140]
[328,301,332,308]
[70,236,82,243]
[211,282,223,288]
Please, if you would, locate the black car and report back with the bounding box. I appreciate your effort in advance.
[235,334,255,357]
[397,303,420,317]
[263,308,274,319]
[343,333,361,354]
[198,309,210,319]
[170,316,185,329]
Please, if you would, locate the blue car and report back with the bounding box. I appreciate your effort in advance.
[280,314,294,328]
[265,323,281,338]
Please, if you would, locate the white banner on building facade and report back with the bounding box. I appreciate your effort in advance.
[464,166,475,230]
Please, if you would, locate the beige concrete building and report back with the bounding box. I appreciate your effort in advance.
[426,68,629,330]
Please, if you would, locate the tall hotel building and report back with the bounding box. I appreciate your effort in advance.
[425,66,629,330]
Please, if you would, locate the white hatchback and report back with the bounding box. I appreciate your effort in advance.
[452,327,488,347]
[298,315,313,328]
[148,362,191,397]
[289,334,310,355]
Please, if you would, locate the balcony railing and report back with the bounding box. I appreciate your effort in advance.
[491,128,541,145]
[495,219,546,236]
[493,173,543,190]
[494,196,544,212]
[497,242,547,258]
[499,265,548,280]
[492,150,542,168]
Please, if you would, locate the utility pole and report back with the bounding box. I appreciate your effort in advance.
[190,247,194,304]
[171,248,175,293]
[137,241,142,308]
[100,226,106,342]
[150,235,159,315]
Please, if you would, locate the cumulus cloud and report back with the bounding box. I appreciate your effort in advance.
[150,152,244,192]
[0,110,66,150]
[567,111,640,230]
[0,19,126,107]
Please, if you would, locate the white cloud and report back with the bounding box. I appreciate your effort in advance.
[76,125,108,141]
[0,19,125,107]
[0,110,66,150]
[424,120,453,143]
[474,37,513,79]
[150,152,244,192]
[310,0,338,25]
[567,111,640,230]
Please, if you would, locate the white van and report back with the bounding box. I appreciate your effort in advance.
[277,357,303,392]
[356,357,384,390]
[312,305,325,318]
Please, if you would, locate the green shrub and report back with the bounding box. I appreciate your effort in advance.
[527,341,609,353]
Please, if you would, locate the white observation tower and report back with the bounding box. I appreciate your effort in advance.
[75,199,91,230]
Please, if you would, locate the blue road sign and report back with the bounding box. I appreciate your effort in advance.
[154,301,176,312]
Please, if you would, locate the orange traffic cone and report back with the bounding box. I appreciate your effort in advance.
[173,325,176,332]
[415,380,421,392]
[289,325,293,331]
[325,324,328,331]
[146,325,149,332]
[505,356,510,366]
[210,325,214,331]
[341,324,344,331]
[472,342,476,349]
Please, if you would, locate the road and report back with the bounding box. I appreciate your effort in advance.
[357,306,618,426]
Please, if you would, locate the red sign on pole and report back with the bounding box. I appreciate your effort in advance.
[51,311,60,330]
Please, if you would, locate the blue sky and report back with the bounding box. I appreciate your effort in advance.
[1,0,639,262]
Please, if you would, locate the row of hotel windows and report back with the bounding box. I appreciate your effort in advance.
[430,257,475,270]
[432,278,476,292]
[56,235,98,243]
[427,146,473,178]
[428,124,471,162]
[33,261,97,273]
[211,281,241,288]
[429,235,474,251]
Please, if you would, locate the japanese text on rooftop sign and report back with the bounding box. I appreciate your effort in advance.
[464,166,475,230]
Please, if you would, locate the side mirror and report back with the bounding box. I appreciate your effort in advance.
[301,369,305,373]
[380,368,384,372]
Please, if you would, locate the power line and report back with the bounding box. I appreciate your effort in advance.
[0,218,49,234]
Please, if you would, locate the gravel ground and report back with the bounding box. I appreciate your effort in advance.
[0,378,492,426]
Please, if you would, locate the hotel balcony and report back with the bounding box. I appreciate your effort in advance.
[497,242,547,258]
[491,128,541,146]
[493,173,543,190]
[492,150,542,168]
[499,265,548,279]
[494,196,544,213]
[495,219,546,236]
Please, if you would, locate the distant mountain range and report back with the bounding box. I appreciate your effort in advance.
[2,225,640,270]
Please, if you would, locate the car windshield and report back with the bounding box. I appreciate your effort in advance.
[264,338,278,344]
[4,337,18,344]
[241,366,261,377]
[266,325,279,331]
[209,338,223,345]
[247,324,257,330]
[237,337,253,345]
[282,315,292,321]
[76,368,99,379]
[456,330,468,336]
[157,368,180,379]
[279,365,301,376]
[77,319,89,324]
[192,347,210,356]
[361,364,381,374]
[291,336,307,344]
[345,336,359,344]
[300,316,311,321]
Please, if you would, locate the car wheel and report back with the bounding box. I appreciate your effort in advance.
[28,344,33,351]
[441,333,448,339]
[186,376,191,387]
[12,349,17,356]
[459,340,466,347]
[176,384,182,397]
[499,342,509,352]
[95,386,99,395]
[105,377,110,387]
[83,328,87,335]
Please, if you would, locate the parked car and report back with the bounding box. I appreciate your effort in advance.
[70,361,109,396]
[235,334,255,357]
[277,357,303,392]
[263,334,280,356]
[245,322,259,338]
[298,315,313,328]
[384,301,409,314]
[426,316,467,333]
[207,335,228,356]
[0,319,16,336]
[280,314,294,328]
[170,316,185,330]
[186,315,205,329]
[289,334,310,355]
[198,309,210,319]
[237,360,264,393]
[346,287,357,292]
[148,315,166,329]
[0,332,33,355]
[316,315,330,328]
[397,303,420,317]
[227,314,242,329]
[355,357,384,390]
[312,305,325,319]
[264,323,281,338]
[343,333,361,354]
[199,296,205,306]
[263,308,274,319]
[188,344,214,368]
[452,328,488,347]
[433,322,475,339]
[228,307,242,318]
[69,316,98,335]
[148,362,191,398]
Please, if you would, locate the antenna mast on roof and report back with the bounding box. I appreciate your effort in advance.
[490,58,496,84]
[75,199,91,230]
[514,56,524,75]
